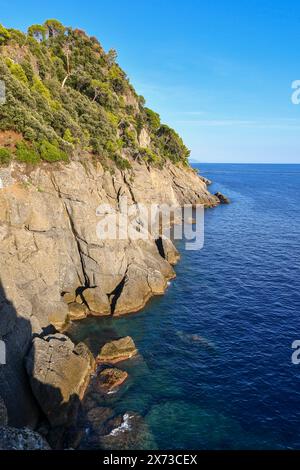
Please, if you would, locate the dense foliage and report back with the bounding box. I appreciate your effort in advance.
[0,20,190,168]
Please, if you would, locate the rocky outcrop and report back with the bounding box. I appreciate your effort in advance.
[97,337,138,364]
[99,413,157,450]
[215,192,230,204]
[95,368,128,394]
[199,175,212,186]
[25,334,95,427]
[0,157,218,427]
[0,426,50,450]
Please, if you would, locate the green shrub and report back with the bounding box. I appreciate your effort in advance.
[113,154,131,170]
[145,108,161,131]
[0,21,191,170]
[39,140,68,162]
[15,141,40,164]
[5,58,28,84]
[0,24,10,44]
[0,147,11,165]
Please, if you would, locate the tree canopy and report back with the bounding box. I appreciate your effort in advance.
[0,20,190,168]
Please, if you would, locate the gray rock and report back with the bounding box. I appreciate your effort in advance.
[0,426,50,450]
[0,397,7,425]
[25,333,95,427]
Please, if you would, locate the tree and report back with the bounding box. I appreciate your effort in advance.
[0,24,10,44]
[91,79,103,101]
[28,24,47,42]
[44,19,65,38]
[61,43,72,88]
[107,48,117,67]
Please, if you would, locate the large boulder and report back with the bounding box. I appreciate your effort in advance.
[97,336,138,364]
[0,426,50,450]
[25,334,95,427]
[81,288,111,316]
[68,302,88,321]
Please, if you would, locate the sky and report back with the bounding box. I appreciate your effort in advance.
[1,0,300,163]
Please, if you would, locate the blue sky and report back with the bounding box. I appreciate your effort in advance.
[2,0,300,163]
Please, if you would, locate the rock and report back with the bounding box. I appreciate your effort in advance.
[81,288,110,316]
[215,192,230,204]
[0,157,218,428]
[97,337,138,364]
[138,128,151,148]
[99,413,157,450]
[25,333,95,427]
[62,290,76,304]
[68,302,88,321]
[0,397,7,425]
[199,175,212,186]
[47,301,69,331]
[161,237,180,265]
[95,368,128,394]
[0,426,50,450]
[86,407,115,430]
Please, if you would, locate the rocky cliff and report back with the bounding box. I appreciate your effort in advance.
[0,157,218,428]
[0,20,219,436]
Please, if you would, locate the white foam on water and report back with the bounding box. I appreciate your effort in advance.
[109,413,133,436]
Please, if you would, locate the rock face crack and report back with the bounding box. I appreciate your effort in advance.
[155,237,166,259]
[107,267,129,315]
[50,174,89,288]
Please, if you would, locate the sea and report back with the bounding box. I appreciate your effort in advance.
[68,164,300,450]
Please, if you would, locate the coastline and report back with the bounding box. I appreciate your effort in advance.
[0,157,219,448]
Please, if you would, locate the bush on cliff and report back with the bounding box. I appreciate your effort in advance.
[15,141,41,164]
[39,140,68,162]
[0,20,190,168]
[0,147,11,165]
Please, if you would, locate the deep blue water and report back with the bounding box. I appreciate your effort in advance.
[69,164,300,450]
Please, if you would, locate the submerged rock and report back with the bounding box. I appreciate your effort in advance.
[95,368,128,394]
[0,426,50,450]
[86,407,115,433]
[146,400,242,450]
[97,337,138,364]
[215,192,230,204]
[25,334,95,426]
[99,413,157,450]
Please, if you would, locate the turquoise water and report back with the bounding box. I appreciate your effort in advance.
[68,164,300,450]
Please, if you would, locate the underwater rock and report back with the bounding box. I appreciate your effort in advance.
[95,368,129,394]
[99,413,157,450]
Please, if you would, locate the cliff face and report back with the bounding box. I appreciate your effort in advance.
[0,158,218,427]
[0,20,220,432]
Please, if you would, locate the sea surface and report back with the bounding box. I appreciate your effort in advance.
[68,164,300,450]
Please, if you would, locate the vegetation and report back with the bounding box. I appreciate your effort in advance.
[0,147,11,165]
[0,20,190,168]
